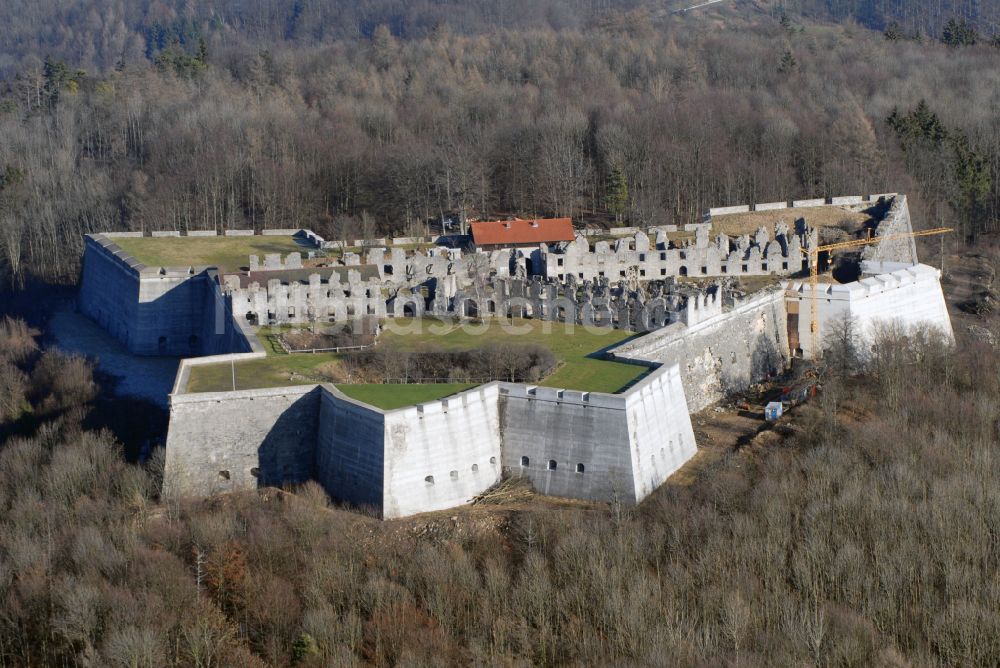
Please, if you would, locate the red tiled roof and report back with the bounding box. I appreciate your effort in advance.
[470,218,575,246]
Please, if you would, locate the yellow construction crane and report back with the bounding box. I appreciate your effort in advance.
[806,226,953,357]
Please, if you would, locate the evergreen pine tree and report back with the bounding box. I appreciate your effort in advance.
[950,131,991,238]
[778,50,797,74]
[606,166,628,224]
[942,18,978,46]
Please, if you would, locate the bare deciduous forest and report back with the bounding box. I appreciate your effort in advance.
[2,2,1000,666]
[1,1,1000,289]
[2,274,1000,665]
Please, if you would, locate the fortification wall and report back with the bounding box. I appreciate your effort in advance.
[198,276,256,356]
[316,388,386,510]
[608,290,789,412]
[81,235,254,356]
[499,386,637,502]
[133,270,216,356]
[861,195,918,265]
[162,372,699,515]
[162,385,321,499]
[497,365,695,504]
[786,263,953,359]
[79,236,140,349]
[625,365,698,501]
[708,193,896,218]
[382,384,503,518]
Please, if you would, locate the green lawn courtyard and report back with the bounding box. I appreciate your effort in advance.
[112,235,309,272]
[184,318,651,408]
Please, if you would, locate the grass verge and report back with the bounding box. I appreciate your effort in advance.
[185,318,650,400]
[335,383,477,410]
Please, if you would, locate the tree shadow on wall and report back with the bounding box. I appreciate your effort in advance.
[255,391,319,489]
[715,336,785,399]
[751,335,784,383]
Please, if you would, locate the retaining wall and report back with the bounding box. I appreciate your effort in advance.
[608,290,789,412]
[708,193,898,219]
[708,204,751,216]
[624,364,697,501]
[316,388,386,509]
[79,236,141,350]
[861,195,918,265]
[133,268,217,356]
[500,386,635,502]
[830,195,864,205]
[82,235,215,356]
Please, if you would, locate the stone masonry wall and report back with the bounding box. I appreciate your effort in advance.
[165,367,700,516]
[198,270,256,355]
[80,235,252,356]
[134,271,215,356]
[163,386,321,499]
[608,290,789,413]
[625,364,698,501]
[861,195,918,265]
[79,236,140,349]
[497,363,696,504]
[786,263,953,359]
[382,384,504,519]
[499,386,637,502]
[315,388,386,510]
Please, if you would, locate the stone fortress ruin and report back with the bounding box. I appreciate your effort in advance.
[79,194,954,518]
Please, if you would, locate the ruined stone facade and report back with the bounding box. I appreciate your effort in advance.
[536,219,811,284]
